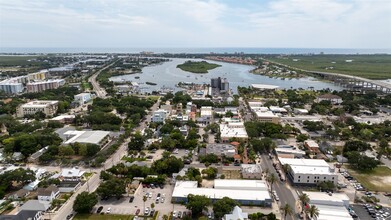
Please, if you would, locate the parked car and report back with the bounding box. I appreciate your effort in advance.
[66,214,74,220]
[173,211,177,218]
[178,211,183,218]
[106,207,111,213]
[97,206,103,213]
[135,209,140,215]
[129,196,134,203]
[145,207,150,215]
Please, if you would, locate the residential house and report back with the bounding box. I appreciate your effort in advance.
[8,189,29,200]
[37,185,60,202]
[60,167,85,181]
[224,206,248,220]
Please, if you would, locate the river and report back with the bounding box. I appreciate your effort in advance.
[109,58,342,94]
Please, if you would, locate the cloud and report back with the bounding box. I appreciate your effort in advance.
[0,0,390,48]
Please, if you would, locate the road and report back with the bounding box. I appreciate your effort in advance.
[260,154,299,220]
[51,63,161,219]
[88,61,117,98]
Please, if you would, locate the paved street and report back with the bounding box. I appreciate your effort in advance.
[260,154,299,220]
[50,63,161,219]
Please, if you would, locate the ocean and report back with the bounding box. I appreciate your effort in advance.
[1,47,390,54]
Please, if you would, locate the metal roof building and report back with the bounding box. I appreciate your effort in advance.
[172,180,271,207]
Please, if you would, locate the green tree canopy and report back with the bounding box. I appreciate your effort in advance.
[185,194,211,217]
[73,192,98,213]
[212,197,239,219]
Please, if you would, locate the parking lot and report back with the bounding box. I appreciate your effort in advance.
[351,204,391,220]
[93,182,176,216]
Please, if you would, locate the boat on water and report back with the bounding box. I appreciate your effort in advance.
[187,75,190,77]
[135,76,140,79]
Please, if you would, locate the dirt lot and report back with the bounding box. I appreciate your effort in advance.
[348,166,391,192]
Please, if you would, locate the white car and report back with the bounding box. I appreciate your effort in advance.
[145,207,150,215]
[149,192,153,198]
[173,211,177,218]
[106,207,111,213]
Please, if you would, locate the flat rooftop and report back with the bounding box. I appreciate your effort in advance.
[279,158,334,175]
[255,111,279,118]
[21,100,58,107]
[220,123,248,139]
[172,180,271,201]
[251,84,279,90]
[64,130,110,145]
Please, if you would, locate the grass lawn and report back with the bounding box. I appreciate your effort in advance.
[266,54,391,80]
[74,214,134,220]
[347,166,391,192]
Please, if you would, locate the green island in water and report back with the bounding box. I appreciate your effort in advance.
[177,60,221,73]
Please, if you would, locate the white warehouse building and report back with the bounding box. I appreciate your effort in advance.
[303,191,352,220]
[279,158,338,185]
[172,180,272,207]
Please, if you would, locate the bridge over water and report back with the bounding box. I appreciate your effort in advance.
[266,60,391,94]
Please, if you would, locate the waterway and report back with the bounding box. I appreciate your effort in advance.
[109,58,342,94]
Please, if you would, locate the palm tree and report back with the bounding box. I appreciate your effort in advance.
[305,205,319,219]
[298,193,310,213]
[267,173,277,192]
[282,164,291,174]
[280,203,293,220]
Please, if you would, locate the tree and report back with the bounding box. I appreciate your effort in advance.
[296,134,309,142]
[143,195,147,216]
[298,193,309,213]
[151,202,155,209]
[128,131,145,151]
[185,194,211,217]
[96,179,126,199]
[280,203,293,220]
[59,145,75,157]
[202,167,218,180]
[213,197,239,219]
[305,205,319,219]
[73,192,98,213]
[151,156,184,175]
[267,173,277,193]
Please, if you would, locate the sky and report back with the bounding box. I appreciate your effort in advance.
[0,0,390,49]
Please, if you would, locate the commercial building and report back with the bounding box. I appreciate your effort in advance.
[251,84,279,91]
[0,70,47,94]
[16,100,59,118]
[279,158,338,185]
[274,145,306,158]
[49,115,75,124]
[220,122,248,143]
[26,79,65,93]
[254,110,280,124]
[316,94,343,105]
[211,77,229,94]
[63,130,110,146]
[0,81,24,94]
[172,180,272,206]
[74,93,92,105]
[294,108,309,115]
[303,191,352,220]
[151,109,169,123]
[304,140,320,154]
[206,143,236,158]
[241,164,262,179]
